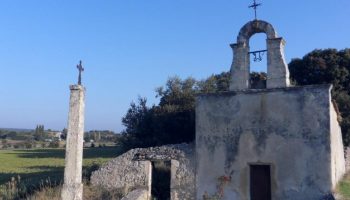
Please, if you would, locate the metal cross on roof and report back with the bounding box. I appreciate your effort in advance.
[76,60,84,85]
[249,0,262,20]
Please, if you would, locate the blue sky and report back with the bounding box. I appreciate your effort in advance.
[0,0,349,132]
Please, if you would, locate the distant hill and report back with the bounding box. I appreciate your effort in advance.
[0,128,33,132]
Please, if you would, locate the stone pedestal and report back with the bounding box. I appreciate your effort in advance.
[61,84,85,200]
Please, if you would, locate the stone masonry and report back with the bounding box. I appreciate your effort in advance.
[229,20,290,90]
[61,84,86,200]
[91,143,195,200]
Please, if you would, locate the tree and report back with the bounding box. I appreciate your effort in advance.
[34,125,45,141]
[289,49,350,145]
[61,128,68,140]
[152,77,197,145]
[121,72,268,149]
[121,97,155,148]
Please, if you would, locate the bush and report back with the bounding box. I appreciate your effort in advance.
[82,163,100,181]
[24,142,33,149]
[48,141,60,148]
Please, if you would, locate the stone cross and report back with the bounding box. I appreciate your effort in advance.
[248,0,262,20]
[77,60,84,85]
[61,84,86,200]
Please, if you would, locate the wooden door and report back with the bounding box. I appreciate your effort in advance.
[250,165,271,200]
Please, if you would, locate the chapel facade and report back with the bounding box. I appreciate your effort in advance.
[195,19,346,200]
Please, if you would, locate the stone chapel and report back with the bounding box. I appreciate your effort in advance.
[91,19,347,200]
[195,19,346,200]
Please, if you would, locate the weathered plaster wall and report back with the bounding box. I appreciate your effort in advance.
[91,143,195,200]
[196,85,344,200]
[330,102,346,188]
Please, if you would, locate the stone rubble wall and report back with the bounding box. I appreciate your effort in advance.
[91,143,195,200]
[121,188,148,200]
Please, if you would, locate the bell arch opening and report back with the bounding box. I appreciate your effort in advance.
[229,20,290,91]
[248,33,267,89]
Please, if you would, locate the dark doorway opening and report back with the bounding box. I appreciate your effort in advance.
[250,165,271,200]
[151,161,171,200]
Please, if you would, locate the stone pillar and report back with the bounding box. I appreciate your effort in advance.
[170,160,180,200]
[266,37,291,88]
[145,161,152,200]
[61,84,86,200]
[229,42,250,91]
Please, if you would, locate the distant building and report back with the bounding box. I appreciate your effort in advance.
[47,131,62,141]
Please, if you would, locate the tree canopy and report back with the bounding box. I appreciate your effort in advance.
[289,48,350,145]
[120,72,264,149]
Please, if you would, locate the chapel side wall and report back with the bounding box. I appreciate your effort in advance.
[330,101,346,188]
[196,85,333,200]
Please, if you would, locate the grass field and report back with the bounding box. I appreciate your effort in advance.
[2,147,350,199]
[0,147,123,186]
[337,173,350,199]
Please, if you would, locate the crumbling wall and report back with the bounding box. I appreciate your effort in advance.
[91,143,195,200]
[121,188,148,200]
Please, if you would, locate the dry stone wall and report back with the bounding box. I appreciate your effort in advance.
[91,143,195,200]
[121,188,148,200]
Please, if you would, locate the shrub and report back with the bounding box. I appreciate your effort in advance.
[48,141,60,148]
[82,163,100,181]
[0,176,27,199]
[25,142,33,149]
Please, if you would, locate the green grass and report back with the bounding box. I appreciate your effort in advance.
[0,147,123,186]
[337,173,350,199]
